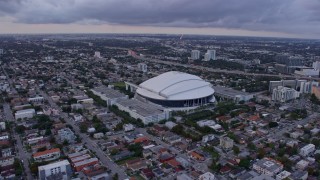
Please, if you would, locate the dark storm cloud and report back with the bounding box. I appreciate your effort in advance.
[0,0,319,35]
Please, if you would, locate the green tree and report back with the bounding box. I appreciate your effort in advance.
[233,146,240,155]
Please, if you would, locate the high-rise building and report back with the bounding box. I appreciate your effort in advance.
[0,49,3,55]
[272,86,299,102]
[38,160,72,180]
[138,63,147,73]
[207,50,216,60]
[191,50,200,60]
[204,53,211,61]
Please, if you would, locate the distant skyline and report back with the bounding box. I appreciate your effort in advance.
[0,0,319,39]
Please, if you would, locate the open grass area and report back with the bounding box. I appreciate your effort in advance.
[112,82,126,88]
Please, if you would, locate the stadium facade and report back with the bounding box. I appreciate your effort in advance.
[136,71,215,108]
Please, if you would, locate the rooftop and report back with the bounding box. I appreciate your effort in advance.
[33,148,60,158]
[92,85,127,99]
[116,99,164,117]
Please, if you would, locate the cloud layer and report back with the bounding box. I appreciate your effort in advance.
[0,0,319,37]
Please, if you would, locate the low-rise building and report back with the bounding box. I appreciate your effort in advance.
[252,158,283,176]
[91,86,128,106]
[276,171,291,180]
[58,128,76,143]
[33,148,61,162]
[199,172,216,180]
[220,136,234,150]
[123,123,135,132]
[38,160,72,180]
[15,109,35,120]
[74,158,99,172]
[115,99,169,125]
[299,144,315,156]
[296,160,309,170]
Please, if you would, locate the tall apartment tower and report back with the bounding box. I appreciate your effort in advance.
[191,50,200,60]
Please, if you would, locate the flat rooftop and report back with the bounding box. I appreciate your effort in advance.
[117,99,164,117]
[213,86,251,97]
[92,86,126,99]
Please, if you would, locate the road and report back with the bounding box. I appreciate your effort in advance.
[3,103,33,180]
[39,89,128,180]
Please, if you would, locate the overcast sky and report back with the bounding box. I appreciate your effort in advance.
[0,0,319,38]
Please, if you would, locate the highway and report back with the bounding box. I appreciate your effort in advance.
[103,46,320,81]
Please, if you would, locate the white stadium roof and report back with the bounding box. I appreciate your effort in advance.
[136,71,214,100]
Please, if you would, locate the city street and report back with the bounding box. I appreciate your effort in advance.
[3,103,33,180]
[39,89,129,180]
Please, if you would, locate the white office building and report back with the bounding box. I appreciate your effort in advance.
[15,109,36,120]
[300,144,315,156]
[191,50,200,60]
[138,63,148,73]
[0,49,3,54]
[272,86,299,102]
[38,160,72,180]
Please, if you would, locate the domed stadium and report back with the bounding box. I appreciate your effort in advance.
[136,71,215,108]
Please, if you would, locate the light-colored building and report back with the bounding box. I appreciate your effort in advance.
[197,120,216,127]
[0,122,6,130]
[276,171,291,180]
[213,86,253,102]
[253,158,283,176]
[312,86,320,99]
[206,50,216,60]
[58,128,76,143]
[28,96,45,103]
[202,134,215,143]
[38,160,72,180]
[294,67,319,76]
[220,136,234,150]
[33,148,61,162]
[138,63,148,73]
[199,172,215,180]
[165,121,177,129]
[296,160,309,170]
[123,123,135,132]
[91,86,128,106]
[0,49,3,54]
[300,144,315,156]
[115,99,169,125]
[191,50,200,60]
[312,61,320,70]
[94,51,101,58]
[300,81,319,93]
[272,86,299,102]
[15,109,36,120]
